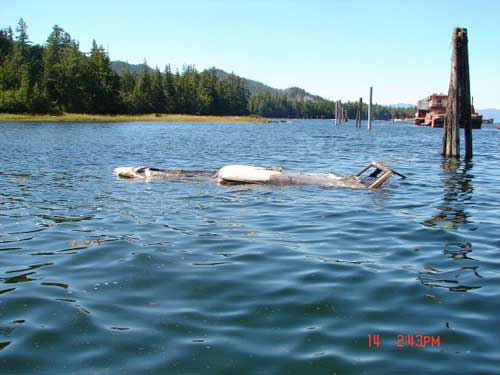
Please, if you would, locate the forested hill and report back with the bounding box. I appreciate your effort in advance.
[209,68,325,101]
[111,60,153,75]
[111,62,326,101]
[0,19,416,119]
[210,68,276,96]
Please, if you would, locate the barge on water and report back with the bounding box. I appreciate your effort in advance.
[414,93,482,129]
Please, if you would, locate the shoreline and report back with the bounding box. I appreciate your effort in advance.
[0,113,266,123]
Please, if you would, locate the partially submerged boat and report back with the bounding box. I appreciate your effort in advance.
[113,161,405,189]
[112,166,213,181]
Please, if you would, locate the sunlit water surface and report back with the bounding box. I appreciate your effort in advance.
[1,120,499,374]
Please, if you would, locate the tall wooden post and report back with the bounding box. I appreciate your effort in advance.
[463,33,473,159]
[442,27,472,159]
[355,102,359,127]
[355,97,362,128]
[335,100,339,125]
[367,87,373,130]
[359,97,363,127]
[338,100,342,124]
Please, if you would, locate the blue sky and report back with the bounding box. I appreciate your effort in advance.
[2,0,499,107]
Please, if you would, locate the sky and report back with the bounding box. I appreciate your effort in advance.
[2,0,499,108]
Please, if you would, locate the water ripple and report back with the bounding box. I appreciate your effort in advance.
[0,120,499,374]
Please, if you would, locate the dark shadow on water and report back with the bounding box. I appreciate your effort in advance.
[422,159,475,230]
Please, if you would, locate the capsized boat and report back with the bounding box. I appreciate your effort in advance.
[113,161,405,189]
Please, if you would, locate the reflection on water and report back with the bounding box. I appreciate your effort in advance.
[419,160,484,292]
[417,265,482,292]
[443,242,474,260]
[423,159,474,230]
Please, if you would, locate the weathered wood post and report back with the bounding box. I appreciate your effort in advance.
[344,108,348,122]
[339,100,342,124]
[355,97,362,128]
[335,101,338,125]
[338,100,343,124]
[367,87,373,130]
[442,27,472,159]
[355,103,359,127]
[359,97,363,127]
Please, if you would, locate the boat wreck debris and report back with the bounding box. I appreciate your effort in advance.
[113,161,405,189]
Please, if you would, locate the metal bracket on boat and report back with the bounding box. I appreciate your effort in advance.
[354,161,406,189]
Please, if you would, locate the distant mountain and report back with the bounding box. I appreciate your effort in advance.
[111,60,154,74]
[388,103,415,108]
[208,68,325,101]
[110,61,328,102]
[209,68,276,96]
[477,108,500,122]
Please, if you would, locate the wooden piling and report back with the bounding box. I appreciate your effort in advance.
[367,87,373,130]
[359,97,363,127]
[335,101,338,125]
[442,27,472,159]
[355,97,362,128]
[355,104,358,127]
[335,100,342,125]
[338,100,342,125]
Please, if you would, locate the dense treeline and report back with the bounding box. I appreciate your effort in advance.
[248,95,415,120]
[0,20,248,115]
[248,93,336,118]
[0,19,415,119]
[341,101,415,121]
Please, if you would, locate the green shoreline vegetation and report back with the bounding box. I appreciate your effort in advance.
[0,113,265,123]
[0,19,415,120]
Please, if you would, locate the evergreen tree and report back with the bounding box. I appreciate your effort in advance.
[86,39,120,113]
[0,27,14,64]
[42,25,65,110]
[151,67,166,113]
[119,63,136,113]
[15,18,29,57]
[163,64,177,113]
[60,38,88,112]
[131,62,153,113]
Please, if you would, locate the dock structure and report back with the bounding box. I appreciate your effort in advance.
[367,87,373,130]
[442,27,472,159]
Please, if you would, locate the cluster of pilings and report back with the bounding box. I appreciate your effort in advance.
[334,100,348,124]
[334,87,373,130]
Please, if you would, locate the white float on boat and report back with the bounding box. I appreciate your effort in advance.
[213,165,365,188]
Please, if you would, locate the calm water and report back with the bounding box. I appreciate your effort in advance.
[1,120,499,374]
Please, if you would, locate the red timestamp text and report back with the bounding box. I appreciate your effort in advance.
[368,333,441,348]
